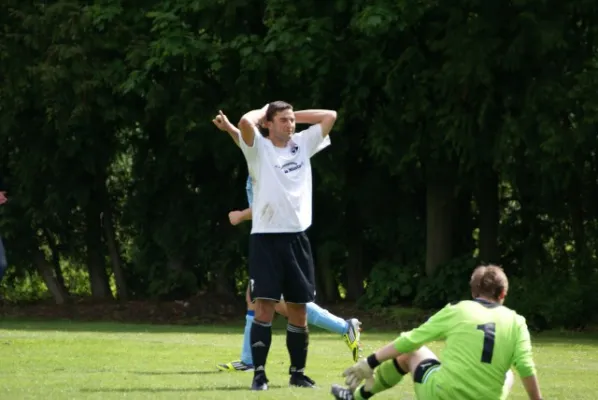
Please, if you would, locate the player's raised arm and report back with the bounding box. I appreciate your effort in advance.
[294,109,337,137]
[212,110,241,146]
[238,104,268,146]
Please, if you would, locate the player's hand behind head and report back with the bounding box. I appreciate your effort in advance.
[0,191,7,205]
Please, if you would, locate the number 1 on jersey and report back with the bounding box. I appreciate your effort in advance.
[476,322,496,363]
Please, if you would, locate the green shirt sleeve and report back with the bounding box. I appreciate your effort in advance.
[512,315,537,378]
[393,303,456,353]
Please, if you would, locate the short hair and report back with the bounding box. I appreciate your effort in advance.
[265,101,293,121]
[470,265,509,301]
[258,126,269,137]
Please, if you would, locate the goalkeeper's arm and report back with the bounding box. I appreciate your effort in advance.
[521,375,543,400]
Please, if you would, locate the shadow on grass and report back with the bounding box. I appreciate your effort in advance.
[131,370,223,375]
[1,318,598,344]
[80,384,287,393]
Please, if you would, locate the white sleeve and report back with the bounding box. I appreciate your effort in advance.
[313,135,331,156]
[294,124,330,158]
[238,126,262,163]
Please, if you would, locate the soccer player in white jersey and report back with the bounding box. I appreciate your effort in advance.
[212,112,361,373]
[236,101,337,390]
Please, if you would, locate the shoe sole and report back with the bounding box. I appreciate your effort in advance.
[216,366,254,372]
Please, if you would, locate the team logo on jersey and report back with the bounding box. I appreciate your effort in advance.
[277,161,304,174]
[289,140,299,155]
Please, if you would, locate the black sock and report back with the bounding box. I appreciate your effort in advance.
[250,319,272,376]
[286,323,309,374]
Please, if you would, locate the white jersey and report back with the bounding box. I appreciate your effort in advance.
[239,124,330,233]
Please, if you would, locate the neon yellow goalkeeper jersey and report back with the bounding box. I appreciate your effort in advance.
[393,299,536,400]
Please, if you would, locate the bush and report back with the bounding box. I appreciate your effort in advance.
[506,271,598,331]
[413,256,478,309]
[360,260,420,308]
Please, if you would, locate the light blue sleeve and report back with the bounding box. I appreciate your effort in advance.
[245,175,253,207]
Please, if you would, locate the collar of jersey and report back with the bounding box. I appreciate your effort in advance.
[473,297,501,308]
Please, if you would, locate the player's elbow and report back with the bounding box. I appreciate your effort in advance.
[238,116,253,131]
[237,118,256,147]
[324,110,337,123]
[320,111,337,136]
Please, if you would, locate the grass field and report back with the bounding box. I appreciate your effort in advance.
[1,319,597,399]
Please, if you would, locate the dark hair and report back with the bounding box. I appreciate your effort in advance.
[258,126,269,137]
[265,101,293,121]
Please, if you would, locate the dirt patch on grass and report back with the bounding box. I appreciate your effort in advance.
[0,294,429,330]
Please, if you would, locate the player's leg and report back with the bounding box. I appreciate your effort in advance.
[276,297,361,362]
[250,298,277,390]
[305,302,362,361]
[274,298,288,316]
[331,346,439,400]
[279,298,356,336]
[282,231,317,388]
[216,284,255,371]
[248,233,283,391]
[243,285,256,365]
[402,347,441,399]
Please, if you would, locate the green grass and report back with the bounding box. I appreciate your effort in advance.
[0,319,597,399]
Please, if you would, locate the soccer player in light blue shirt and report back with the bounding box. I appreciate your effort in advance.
[212,111,362,371]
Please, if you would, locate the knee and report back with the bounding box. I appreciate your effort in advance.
[254,300,276,322]
[285,303,307,327]
[396,354,411,374]
[404,345,439,374]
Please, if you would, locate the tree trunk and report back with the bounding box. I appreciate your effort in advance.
[425,181,455,276]
[214,263,235,297]
[569,175,589,273]
[43,228,66,290]
[316,243,337,303]
[85,204,112,299]
[101,208,128,301]
[33,248,69,305]
[167,256,183,272]
[345,241,364,300]
[453,189,475,257]
[477,168,500,264]
[345,209,364,301]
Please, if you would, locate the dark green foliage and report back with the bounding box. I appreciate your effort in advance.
[1,0,598,327]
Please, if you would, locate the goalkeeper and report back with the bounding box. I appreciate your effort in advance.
[331,265,544,400]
